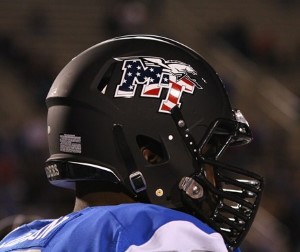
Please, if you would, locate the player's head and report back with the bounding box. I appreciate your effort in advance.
[45,35,263,249]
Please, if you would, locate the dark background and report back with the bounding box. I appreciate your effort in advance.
[0,1,299,251]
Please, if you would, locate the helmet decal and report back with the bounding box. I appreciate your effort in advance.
[114,56,203,113]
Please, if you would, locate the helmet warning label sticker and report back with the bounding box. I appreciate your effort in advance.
[114,56,204,113]
[59,134,82,154]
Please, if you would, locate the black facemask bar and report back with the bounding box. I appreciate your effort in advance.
[171,106,264,250]
[198,110,252,160]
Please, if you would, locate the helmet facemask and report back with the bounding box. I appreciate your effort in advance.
[171,106,264,250]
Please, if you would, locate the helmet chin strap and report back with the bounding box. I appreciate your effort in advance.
[113,124,150,203]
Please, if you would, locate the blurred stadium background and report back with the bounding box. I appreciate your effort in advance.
[0,1,299,251]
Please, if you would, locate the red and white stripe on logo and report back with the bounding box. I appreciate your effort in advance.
[159,75,196,113]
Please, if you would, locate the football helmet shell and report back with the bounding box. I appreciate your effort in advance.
[45,35,263,249]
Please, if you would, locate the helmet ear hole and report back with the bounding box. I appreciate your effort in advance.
[136,135,166,164]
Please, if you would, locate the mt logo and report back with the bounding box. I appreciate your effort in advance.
[114,56,203,113]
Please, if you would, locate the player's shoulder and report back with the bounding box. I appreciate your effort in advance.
[0,204,237,252]
[79,205,241,252]
[105,203,215,232]
[76,203,217,237]
[103,203,230,252]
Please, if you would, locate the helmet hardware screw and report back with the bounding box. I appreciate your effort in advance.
[192,186,200,195]
[178,120,185,128]
[156,188,164,197]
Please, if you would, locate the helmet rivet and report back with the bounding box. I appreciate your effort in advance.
[168,135,174,140]
[193,186,200,195]
[239,127,246,133]
[178,120,185,128]
[156,188,164,197]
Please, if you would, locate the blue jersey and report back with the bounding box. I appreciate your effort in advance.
[0,203,240,251]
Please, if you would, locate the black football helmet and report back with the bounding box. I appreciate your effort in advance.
[45,35,263,249]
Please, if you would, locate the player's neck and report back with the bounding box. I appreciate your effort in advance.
[73,191,136,212]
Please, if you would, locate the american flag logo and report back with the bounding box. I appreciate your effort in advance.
[114,56,203,113]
